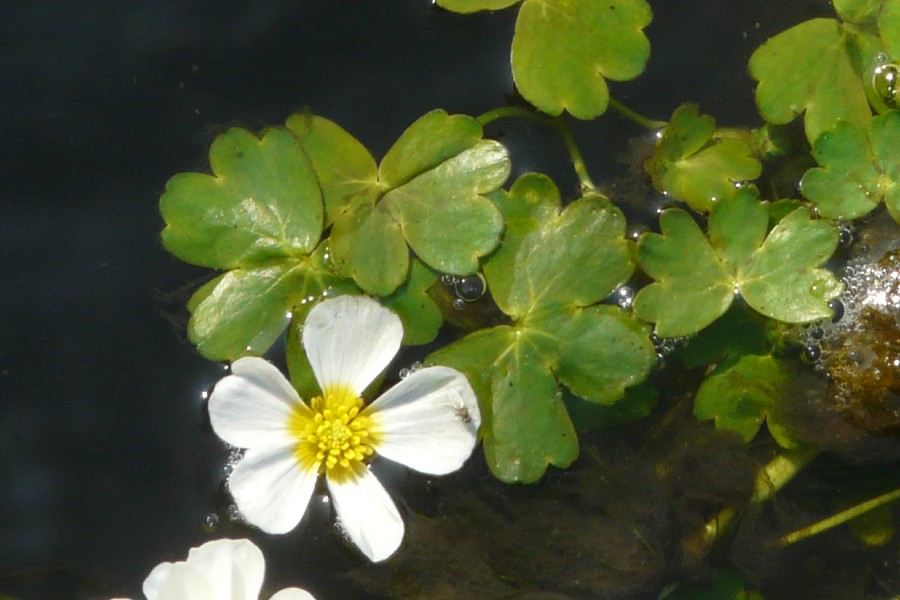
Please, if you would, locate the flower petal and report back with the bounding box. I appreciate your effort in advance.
[183,539,264,600]
[143,562,215,600]
[208,357,309,450]
[302,296,402,396]
[229,446,318,534]
[270,589,317,600]
[326,466,403,563]
[365,366,480,475]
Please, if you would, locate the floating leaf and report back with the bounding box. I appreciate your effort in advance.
[634,188,843,337]
[833,0,882,25]
[288,110,509,296]
[483,173,561,316]
[800,110,900,223]
[381,259,442,345]
[749,18,874,144]
[512,0,652,119]
[694,354,797,448]
[645,104,762,212]
[161,128,322,268]
[881,1,900,57]
[432,176,653,482]
[284,114,377,227]
[160,127,339,360]
[435,0,520,13]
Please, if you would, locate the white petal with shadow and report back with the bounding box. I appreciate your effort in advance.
[183,538,264,600]
[270,588,318,600]
[326,467,403,563]
[208,357,307,450]
[365,366,480,475]
[302,296,402,396]
[143,562,215,600]
[229,446,318,535]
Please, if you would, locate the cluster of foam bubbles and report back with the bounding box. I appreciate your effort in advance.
[795,215,900,373]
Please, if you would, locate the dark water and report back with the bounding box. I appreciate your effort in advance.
[0,1,842,598]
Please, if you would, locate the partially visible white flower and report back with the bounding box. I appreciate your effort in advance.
[110,537,314,600]
[208,295,481,562]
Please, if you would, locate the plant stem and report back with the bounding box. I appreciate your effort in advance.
[780,485,900,546]
[477,106,596,193]
[702,446,819,549]
[607,97,668,130]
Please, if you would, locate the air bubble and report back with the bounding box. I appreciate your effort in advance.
[201,513,219,533]
[838,225,854,247]
[399,361,423,379]
[827,298,845,323]
[454,273,486,302]
[801,344,821,363]
[615,286,634,308]
[440,274,457,286]
[452,298,466,310]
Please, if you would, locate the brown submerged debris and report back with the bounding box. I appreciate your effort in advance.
[825,306,900,436]
[348,409,758,600]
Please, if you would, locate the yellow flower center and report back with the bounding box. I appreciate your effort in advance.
[289,385,378,483]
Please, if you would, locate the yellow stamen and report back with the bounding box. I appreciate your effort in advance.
[288,384,379,483]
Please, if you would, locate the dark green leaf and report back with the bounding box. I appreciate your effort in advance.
[161,127,323,269]
[646,104,762,211]
[512,0,652,119]
[750,18,874,144]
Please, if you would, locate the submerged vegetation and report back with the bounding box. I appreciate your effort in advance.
[155,0,900,597]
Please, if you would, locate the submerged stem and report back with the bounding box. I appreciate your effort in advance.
[477,106,596,193]
[607,97,668,130]
[780,485,900,546]
[702,446,819,549]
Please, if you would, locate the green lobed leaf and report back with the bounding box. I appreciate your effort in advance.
[694,354,797,448]
[553,305,656,405]
[635,190,844,337]
[384,139,508,275]
[800,111,900,222]
[505,194,632,318]
[633,209,733,337]
[833,0,882,25]
[381,259,442,346]
[379,110,483,189]
[708,187,769,271]
[511,0,652,119]
[749,18,873,144]
[299,110,510,295]
[160,127,323,269]
[646,104,762,212]
[435,0,520,13]
[188,246,344,361]
[284,114,378,227]
[881,0,900,57]
[329,202,408,296]
[738,208,842,323]
[483,173,562,315]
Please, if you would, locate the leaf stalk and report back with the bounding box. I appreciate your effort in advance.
[779,485,900,546]
[477,106,596,193]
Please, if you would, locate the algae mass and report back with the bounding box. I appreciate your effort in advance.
[153,0,900,598]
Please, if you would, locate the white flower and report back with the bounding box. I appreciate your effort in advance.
[208,295,481,562]
[110,537,314,600]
